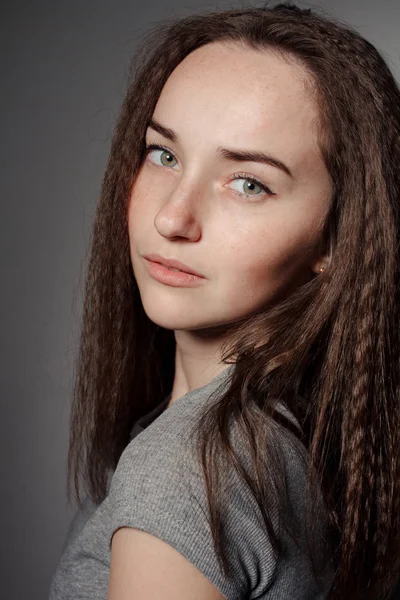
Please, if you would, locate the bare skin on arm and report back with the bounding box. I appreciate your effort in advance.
[108,527,225,599]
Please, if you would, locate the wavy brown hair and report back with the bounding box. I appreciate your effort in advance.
[66,2,400,598]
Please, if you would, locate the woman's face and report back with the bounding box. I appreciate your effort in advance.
[128,41,332,332]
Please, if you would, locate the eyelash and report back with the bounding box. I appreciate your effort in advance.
[144,143,276,198]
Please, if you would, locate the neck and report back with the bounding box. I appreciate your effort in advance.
[168,328,234,406]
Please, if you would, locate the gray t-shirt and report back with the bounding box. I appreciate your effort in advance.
[49,364,334,599]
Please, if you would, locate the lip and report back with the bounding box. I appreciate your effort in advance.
[143,253,205,278]
[143,258,206,287]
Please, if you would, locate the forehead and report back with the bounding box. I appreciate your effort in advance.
[152,41,322,175]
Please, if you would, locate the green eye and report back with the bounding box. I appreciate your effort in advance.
[146,144,178,168]
[159,150,177,167]
[230,177,264,196]
[228,174,275,198]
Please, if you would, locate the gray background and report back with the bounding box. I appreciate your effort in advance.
[1,1,399,598]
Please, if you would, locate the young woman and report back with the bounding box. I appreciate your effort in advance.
[49,3,400,599]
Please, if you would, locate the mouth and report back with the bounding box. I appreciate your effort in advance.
[143,253,205,278]
[143,257,206,287]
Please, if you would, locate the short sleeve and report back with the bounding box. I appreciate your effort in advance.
[107,422,279,600]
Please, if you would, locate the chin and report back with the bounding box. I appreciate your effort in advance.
[140,302,202,331]
[139,301,224,332]
[143,310,241,338]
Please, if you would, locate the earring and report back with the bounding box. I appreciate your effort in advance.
[319,265,325,273]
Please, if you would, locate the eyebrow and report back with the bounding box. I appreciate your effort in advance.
[147,118,294,179]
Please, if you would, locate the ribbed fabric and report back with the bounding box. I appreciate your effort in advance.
[48,364,334,599]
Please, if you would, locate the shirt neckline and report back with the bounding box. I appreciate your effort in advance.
[129,365,235,440]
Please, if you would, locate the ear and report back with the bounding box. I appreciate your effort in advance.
[309,224,332,275]
[310,253,330,275]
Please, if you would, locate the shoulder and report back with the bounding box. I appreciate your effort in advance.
[110,387,203,491]
[108,390,220,554]
[107,390,278,598]
[108,394,248,598]
[107,386,333,598]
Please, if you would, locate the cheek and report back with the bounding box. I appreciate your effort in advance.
[224,222,319,294]
[126,175,154,242]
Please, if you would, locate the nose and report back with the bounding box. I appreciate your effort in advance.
[154,177,204,241]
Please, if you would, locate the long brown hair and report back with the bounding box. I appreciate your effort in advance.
[66,2,400,598]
